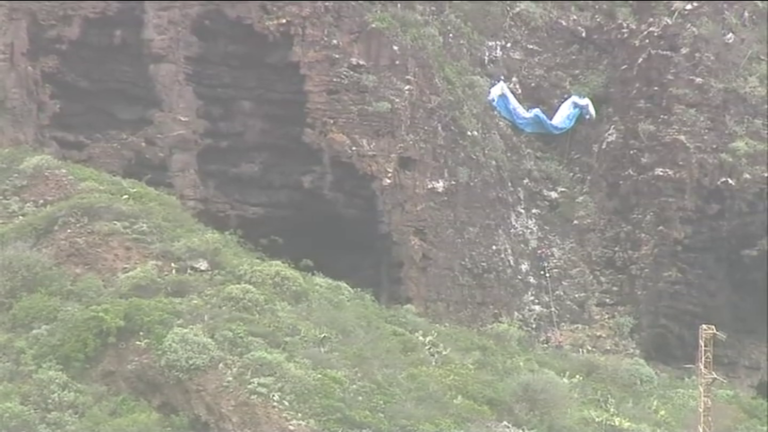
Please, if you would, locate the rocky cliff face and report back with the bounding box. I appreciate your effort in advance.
[2,1,406,305]
[0,1,765,386]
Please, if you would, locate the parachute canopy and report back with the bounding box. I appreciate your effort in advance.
[488,80,596,135]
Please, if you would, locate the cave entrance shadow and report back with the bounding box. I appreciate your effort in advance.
[186,9,405,304]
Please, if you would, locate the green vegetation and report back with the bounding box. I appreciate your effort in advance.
[370,100,393,113]
[1,149,766,431]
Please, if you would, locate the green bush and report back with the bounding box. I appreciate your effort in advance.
[49,303,126,369]
[0,401,38,432]
[507,369,576,431]
[158,326,220,379]
[0,246,69,308]
[238,261,310,304]
[215,283,267,313]
[7,293,62,330]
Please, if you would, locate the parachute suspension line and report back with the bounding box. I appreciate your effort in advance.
[542,258,559,333]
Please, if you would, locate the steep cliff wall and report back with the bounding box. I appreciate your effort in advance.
[0,1,765,387]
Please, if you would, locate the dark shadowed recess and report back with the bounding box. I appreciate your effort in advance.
[26,1,173,188]
[640,201,767,369]
[27,1,161,143]
[185,9,405,304]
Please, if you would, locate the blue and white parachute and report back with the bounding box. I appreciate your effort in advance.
[487,80,596,135]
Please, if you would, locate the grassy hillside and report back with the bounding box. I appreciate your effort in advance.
[0,148,765,432]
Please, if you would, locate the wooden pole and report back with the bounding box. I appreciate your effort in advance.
[697,324,726,432]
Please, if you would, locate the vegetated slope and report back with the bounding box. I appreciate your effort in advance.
[0,150,765,431]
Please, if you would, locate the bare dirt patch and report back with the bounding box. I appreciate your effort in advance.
[38,226,154,277]
[97,345,311,432]
[18,168,78,206]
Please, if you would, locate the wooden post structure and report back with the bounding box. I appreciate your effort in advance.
[697,324,726,432]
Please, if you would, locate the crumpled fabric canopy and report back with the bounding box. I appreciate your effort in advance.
[487,80,596,135]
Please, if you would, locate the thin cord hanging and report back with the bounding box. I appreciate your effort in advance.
[538,247,559,343]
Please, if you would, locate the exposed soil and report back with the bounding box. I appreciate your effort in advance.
[38,227,153,276]
[97,344,312,432]
[0,0,765,417]
[18,167,77,205]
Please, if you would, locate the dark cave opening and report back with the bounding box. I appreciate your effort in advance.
[640,215,767,370]
[27,2,160,138]
[708,189,767,342]
[123,149,174,190]
[703,190,768,343]
[186,10,404,304]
